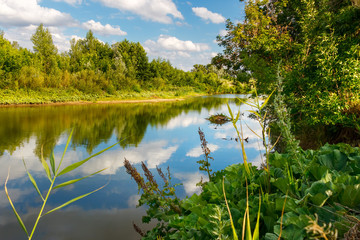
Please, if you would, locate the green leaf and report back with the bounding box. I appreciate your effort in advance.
[260,89,275,110]
[264,233,279,240]
[58,141,118,176]
[40,146,52,181]
[252,196,261,240]
[50,151,56,175]
[60,128,74,165]
[339,184,360,208]
[53,168,107,190]
[22,159,44,201]
[246,208,252,240]
[227,103,234,120]
[235,111,240,123]
[248,110,261,118]
[4,169,29,237]
[44,183,107,216]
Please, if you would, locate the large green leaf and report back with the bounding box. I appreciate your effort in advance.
[318,149,347,171]
[305,181,332,206]
[339,184,360,208]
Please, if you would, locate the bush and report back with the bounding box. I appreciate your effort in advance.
[17,66,44,89]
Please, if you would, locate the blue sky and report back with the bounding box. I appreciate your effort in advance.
[0,0,245,70]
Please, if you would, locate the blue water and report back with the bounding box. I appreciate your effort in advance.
[0,95,265,239]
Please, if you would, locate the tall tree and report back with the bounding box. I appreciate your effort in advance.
[31,24,58,74]
[216,0,360,128]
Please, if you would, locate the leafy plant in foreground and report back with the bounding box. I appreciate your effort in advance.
[4,129,118,240]
[125,96,360,239]
[124,159,182,238]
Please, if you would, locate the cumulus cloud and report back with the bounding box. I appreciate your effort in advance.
[156,35,209,52]
[79,140,179,175]
[192,7,226,24]
[82,20,127,36]
[219,29,228,37]
[127,195,140,208]
[175,172,208,195]
[143,35,213,71]
[0,0,77,27]
[96,0,183,24]
[164,113,206,129]
[186,144,219,158]
[53,0,83,5]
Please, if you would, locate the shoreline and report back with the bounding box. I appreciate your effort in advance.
[0,97,186,108]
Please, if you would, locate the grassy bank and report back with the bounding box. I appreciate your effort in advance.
[0,87,205,105]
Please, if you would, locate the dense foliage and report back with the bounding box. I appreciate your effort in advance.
[129,143,360,239]
[215,0,360,130]
[0,26,238,104]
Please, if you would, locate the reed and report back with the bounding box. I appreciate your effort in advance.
[4,129,118,240]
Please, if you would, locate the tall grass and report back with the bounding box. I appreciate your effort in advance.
[4,129,118,239]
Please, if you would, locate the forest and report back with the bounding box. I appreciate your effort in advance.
[0,25,238,104]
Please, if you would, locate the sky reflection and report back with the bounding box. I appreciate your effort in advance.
[0,95,269,239]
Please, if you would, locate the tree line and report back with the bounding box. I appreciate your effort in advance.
[215,0,360,135]
[0,24,237,95]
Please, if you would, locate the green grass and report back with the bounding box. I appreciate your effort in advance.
[0,87,205,105]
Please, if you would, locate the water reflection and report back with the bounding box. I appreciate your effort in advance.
[0,95,266,239]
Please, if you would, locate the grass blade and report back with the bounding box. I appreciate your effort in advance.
[252,195,261,240]
[248,110,261,118]
[223,177,238,240]
[235,111,241,124]
[227,103,234,120]
[44,183,107,216]
[4,169,29,237]
[50,151,56,175]
[244,121,261,139]
[60,129,73,163]
[245,178,252,240]
[53,168,107,190]
[22,159,44,202]
[58,141,118,176]
[260,89,275,110]
[55,128,74,174]
[40,145,52,181]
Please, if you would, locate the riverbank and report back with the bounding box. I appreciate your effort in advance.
[0,87,205,107]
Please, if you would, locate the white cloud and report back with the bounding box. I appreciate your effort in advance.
[219,29,228,37]
[53,0,83,6]
[186,144,219,158]
[96,0,183,24]
[175,172,208,195]
[127,194,140,208]
[154,35,209,52]
[82,20,127,36]
[164,113,206,129]
[80,140,179,175]
[192,7,226,24]
[143,35,213,71]
[0,0,77,27]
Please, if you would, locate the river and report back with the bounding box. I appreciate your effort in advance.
[0,94,265,240]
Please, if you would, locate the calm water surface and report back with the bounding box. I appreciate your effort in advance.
[0,95,265,240]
